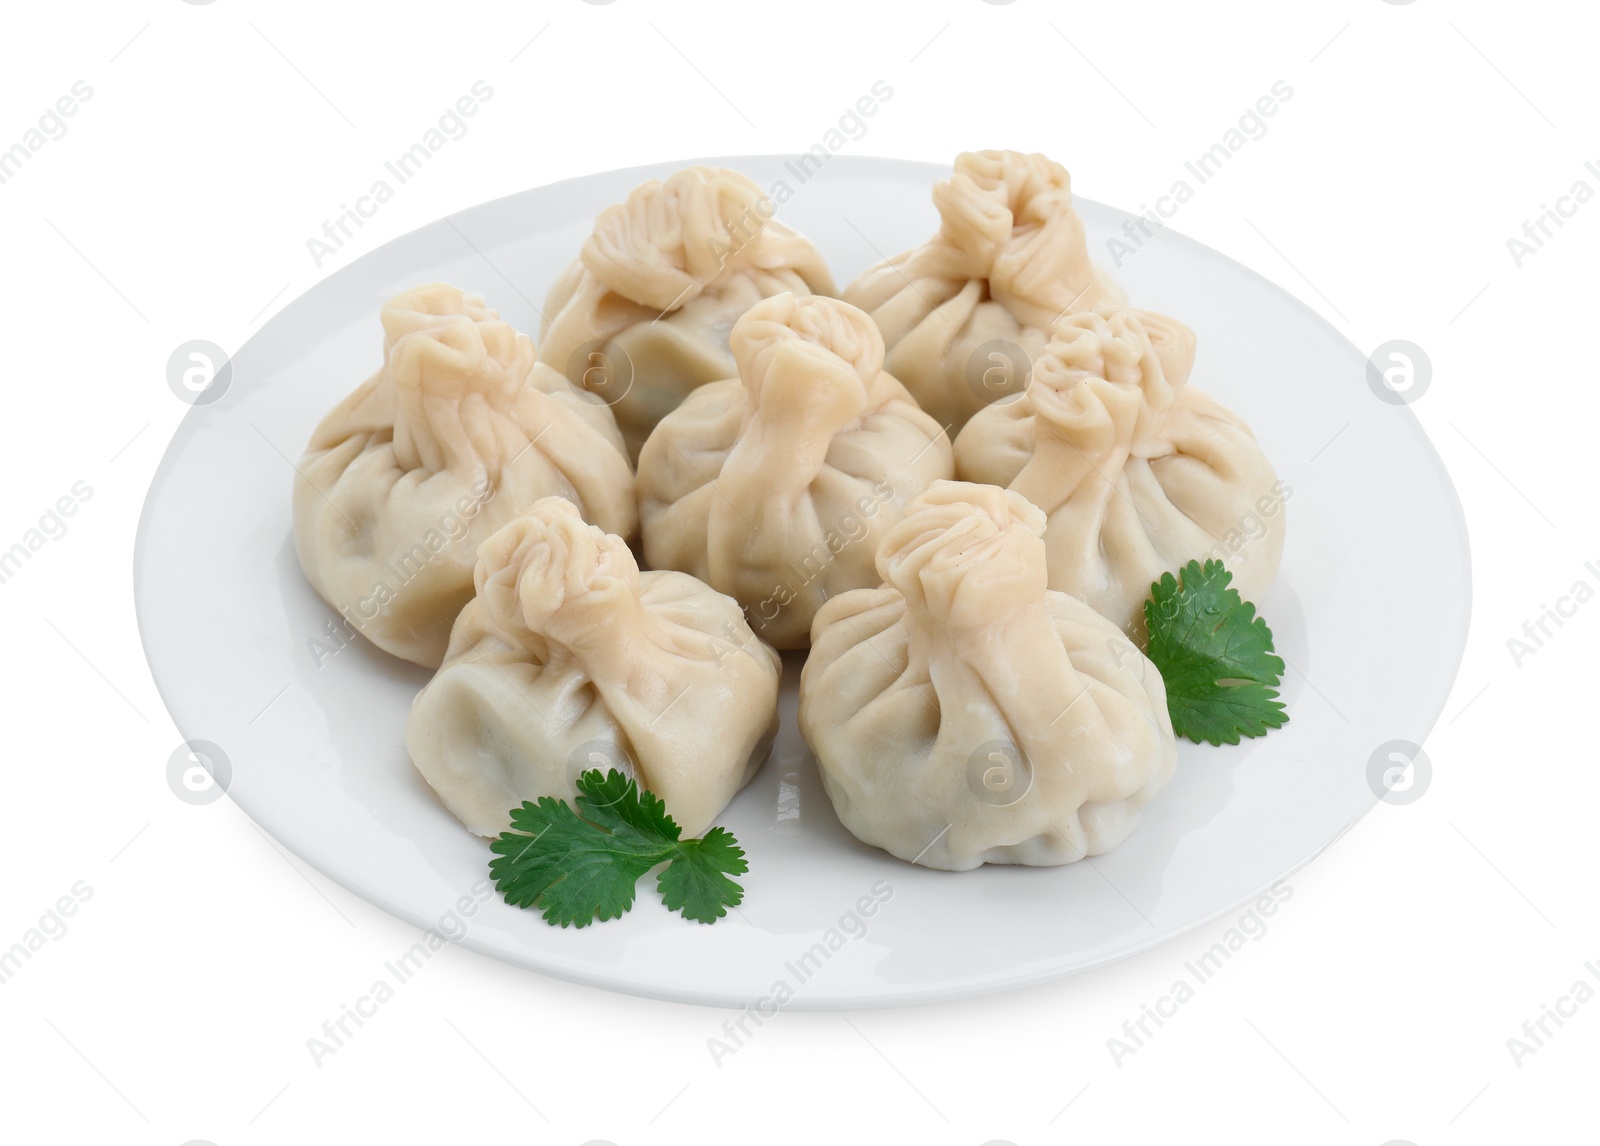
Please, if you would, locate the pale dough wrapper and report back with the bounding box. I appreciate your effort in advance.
[407,497,781,839]
[955,302,1286,642]
[843,149,1123,435]
[293,283,636,668]
[537,165,837,462]
[636,292,954,650]
[799,481,1177,871]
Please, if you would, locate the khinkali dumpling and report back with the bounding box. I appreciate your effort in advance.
[843,149,1122,435]
[538,165,837,461]
[799,481,1176,871]
[293,283,635,668]
[636,292,954,649]
[407,497,781,839]
[955,303,1286,641]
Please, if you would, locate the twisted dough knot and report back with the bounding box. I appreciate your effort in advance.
[877,481,1049,628]
[473,497,640,650]
[728,292,885,415]
[1029,304,1182,453]
[932,151,1073,258]
[580,166,777,311]
[383,284,531,406]
[919,150,1111,320]
[382,284,537,475]
[381,283,509,352]
[1035,306,1149,389]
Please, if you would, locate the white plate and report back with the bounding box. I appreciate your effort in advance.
[134,155,1470,1009]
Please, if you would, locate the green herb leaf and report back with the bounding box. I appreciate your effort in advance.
[656,827,748,925]
[1144,559,1288,746]
[488,769,745,927]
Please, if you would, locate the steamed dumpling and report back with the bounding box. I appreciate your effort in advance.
[538,165,837,461]
[955,302,1286,641]
[293,283,635,668]
[843,149,1123,435]
[636,293,954,649]
[407,497,781,838]
[799,481,1176,871]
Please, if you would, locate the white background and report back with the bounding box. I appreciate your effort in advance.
[2,1,1595,1143]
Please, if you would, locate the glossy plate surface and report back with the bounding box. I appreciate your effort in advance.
[134,155,1471,1009]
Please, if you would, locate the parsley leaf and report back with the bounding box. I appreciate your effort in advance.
[488,769,746,928]
[656,827,748,924]
[1144,559,1288,746]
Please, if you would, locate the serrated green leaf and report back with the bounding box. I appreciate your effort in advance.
[656,828,748,924]
[1144,559,1289,746]
[574,768,682,845]
[1165,681,1289,747]
[487,769,745,928]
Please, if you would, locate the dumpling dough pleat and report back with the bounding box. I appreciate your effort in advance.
[293,284,636,668]
[636,292,954,649]
[407,497,781,838]
[800,481,1177,871]
[955,303,1284,641]
[844,150,1123,434]
[538,166,836,462]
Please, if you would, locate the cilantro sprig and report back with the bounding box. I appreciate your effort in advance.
[1144,559,1288,746]
[489,769,747,927]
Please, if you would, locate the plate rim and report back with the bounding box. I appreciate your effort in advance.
[132,152,1473,1010]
